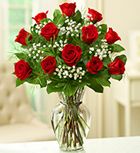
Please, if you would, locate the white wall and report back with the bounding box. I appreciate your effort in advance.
[103,0,140,137]
[32,0,60,17]
[0,1,2,59]
[0,1,9,61]
[104,0,140,57]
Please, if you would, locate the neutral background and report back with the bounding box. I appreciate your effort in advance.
[0,0,140,139]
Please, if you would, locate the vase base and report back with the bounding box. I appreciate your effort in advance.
[60,146,84,152]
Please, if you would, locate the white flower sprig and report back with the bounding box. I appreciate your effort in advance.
[89,39,112,60]
[84,17,94,26]
[28,43,45,61]
[52,39,67,51]
[32,20,48,34]
[59,17,82,37]
[54,65,86,82]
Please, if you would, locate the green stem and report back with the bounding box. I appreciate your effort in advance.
[53,89,87,150]
[78,114,90,129]
[75,121,84,146]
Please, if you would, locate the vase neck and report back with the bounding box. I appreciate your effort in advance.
[58,88,84,106]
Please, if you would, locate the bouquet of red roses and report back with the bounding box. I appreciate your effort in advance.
[13,2,127,151]
[14,2,126,96]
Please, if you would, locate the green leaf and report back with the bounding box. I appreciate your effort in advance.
[40,18,52,24]
[111,44,125,52]
[111,75,122,81]
[100,24,107,33]
[47,81,65,94]
[15,53,27,60]
[87,79,103,93]
[116,55,127,64]
[63,81,78,96]
[26,35,32,46]
[38,77,47,88]
[26,78,39,85]
[53,9,65,25]
[96,70,110,78]
[103,57,111,67]
[25,74,47,88]
[73,10,82,22]
[98,24,107,37]
[47,79,80,96]
[30,24,37,34]
[96,78,111,87]
[53,9,61,17]
[37,75,48,88]
[16,78,24,87]
[96,70,111,87]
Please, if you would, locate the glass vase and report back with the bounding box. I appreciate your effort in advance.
[51,88,91,151]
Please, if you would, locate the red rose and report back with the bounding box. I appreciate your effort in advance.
[62,44,82,66]
[41,56,56,74]
[108,58,125,75]
[59,2,76,17]
[32,11,48,24]
[87,8,103,23]
[82,24,98,44]
[86,56,103,74]
[105,28,121,44]
[14,60,32,80]
[15,28,32,46]
[40,22,59,41]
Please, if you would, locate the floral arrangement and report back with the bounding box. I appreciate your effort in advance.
[14,2,126,96]
[13,2,127,151]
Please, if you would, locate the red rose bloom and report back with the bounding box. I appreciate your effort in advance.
[15,28,32,46]
[86,56,103,74]
[32,11,48,24]
[14,60,32,80]
[41,22,59,41]
[62,44,82,66]
[108,58,125,75]
[59,2,76,17]
[105,28,121,44]
[87,8,103,23]
[82,24,98,44]
[41,56,56,74]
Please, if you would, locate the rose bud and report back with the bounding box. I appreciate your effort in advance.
[41,56,57,74]
[82,24,98,44]
[15,28,32,46]
[32,11,48,24]
[87,8,103,23]
[108,58,125,75]
[14,60,32,80]
[105,28,121,44]
[41,22,59,41]
[62,44,82,66]
[59,2,76,17]
[86,56,103,74]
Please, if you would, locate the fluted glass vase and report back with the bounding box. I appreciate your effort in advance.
[51,88,91,151]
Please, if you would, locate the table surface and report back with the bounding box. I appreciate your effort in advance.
[0,137,140,153]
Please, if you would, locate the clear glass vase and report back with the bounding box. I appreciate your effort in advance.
[51,88,91,151]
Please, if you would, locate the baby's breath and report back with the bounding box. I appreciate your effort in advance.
[54,65,85,82]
